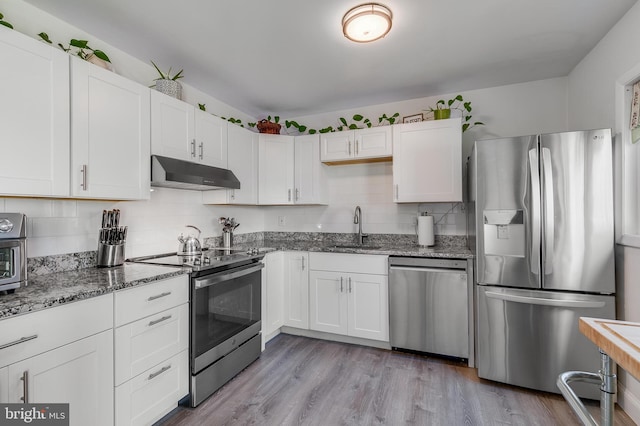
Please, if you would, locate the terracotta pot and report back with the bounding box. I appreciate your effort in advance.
[256,119,282,134]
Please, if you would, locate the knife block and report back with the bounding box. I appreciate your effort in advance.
[97,242,125,267]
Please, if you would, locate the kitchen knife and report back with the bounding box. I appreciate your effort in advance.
[102,210,108,228]
[114,209,120,228]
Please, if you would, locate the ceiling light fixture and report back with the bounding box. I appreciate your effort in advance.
[342,3,393,43]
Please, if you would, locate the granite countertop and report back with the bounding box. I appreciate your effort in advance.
[242,239,474,259]
[0,263,189,319]
[3,233,472,320]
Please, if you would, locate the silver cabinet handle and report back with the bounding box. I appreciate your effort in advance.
[301,256,305,271]
[395,184,399,200]
[0,335,38,351]
[20,370,29,403]
[199,142,204,160]
[80,164,88,190]
[288,189,292,202]
[295,188,300,201]
[147,291,171,301]
[148,315,172,327]
[348,140,352,156]
[340,276,344,292]
[230,190,235,201]
[348,277,352,293]
[191,139,196,158]
[148,364,171,381]
[355,139,359,155]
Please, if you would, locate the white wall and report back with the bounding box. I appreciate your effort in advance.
[265,78,568,235]
[568,2,640,421]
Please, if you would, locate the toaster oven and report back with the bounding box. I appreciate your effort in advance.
[0,213,27,293]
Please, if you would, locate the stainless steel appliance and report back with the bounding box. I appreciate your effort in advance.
[0,213,27,293]
[151,155,241,191]
[468,129,615,398]
[388,257,474,365]
[128,247,264,406]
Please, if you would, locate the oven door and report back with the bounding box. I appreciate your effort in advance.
[0,240,24,289]
[191,261,263,374]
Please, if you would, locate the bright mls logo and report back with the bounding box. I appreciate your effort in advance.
[0,404,69,426]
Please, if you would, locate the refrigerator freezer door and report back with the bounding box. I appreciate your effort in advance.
[477,285,615,399]
[540,129,615,293]
[473,136,540,289]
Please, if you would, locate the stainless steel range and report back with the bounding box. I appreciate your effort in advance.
[128,247,265,407]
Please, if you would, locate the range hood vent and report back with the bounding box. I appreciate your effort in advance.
[151,155,240,191]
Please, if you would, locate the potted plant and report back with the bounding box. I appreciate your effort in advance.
[0,12,14,29]
[427,94,484,132]
[39,33,112,69]
[151,60,184,99]
[256,115,282,134]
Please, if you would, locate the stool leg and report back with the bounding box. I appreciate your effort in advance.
[599,349,616,426]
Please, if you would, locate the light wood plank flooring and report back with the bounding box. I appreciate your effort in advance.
[159,334,636,425]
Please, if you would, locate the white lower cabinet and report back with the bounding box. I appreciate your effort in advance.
[283,252,309,329]
[309,253,389,342]
[0,295,114,426]
[114,276,189,426]
[263,251,285,341]
[115,350,188,426]
[7,330,113,426]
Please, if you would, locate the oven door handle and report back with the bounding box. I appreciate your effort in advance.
[194,262,264,289]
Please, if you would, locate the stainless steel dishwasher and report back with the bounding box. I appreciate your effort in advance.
[389,257,474,365]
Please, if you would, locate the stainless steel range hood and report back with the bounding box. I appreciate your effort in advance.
[151,155,240,191]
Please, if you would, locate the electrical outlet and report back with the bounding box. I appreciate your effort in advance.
[278,216,286,227]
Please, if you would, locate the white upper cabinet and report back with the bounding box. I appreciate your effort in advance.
[294,134,327,204]
[194,109,227,168]
[392,118,462,202]
[71,58,150,200]
[151,91,227,168]
[320,126,392,164]
[0,26,70,197]
[258,134,295,204]
[258,134,327,205]
[150,90,194,161]
[203,124,258,204]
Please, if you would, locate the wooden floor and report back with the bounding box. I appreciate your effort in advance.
[159,334,636,425]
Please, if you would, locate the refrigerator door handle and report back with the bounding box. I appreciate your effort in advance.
[485,291,606,309]
[528,148,541,275]
[541,147,555,275]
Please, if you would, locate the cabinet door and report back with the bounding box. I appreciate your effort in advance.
[392,118,462,202]
[294,134,326,204]
[202,124,258,205]
[284,252,309,329]
[264,252,285,338]
[71,58,150,199]
[194,110,227,168]
[320,131,353,162]
[7,330,113,426]
[309,271,348,335]
[0,366,7,403]
[354,126,392,159]
[347,273,389,341]
[258,134,295,204]
[0,26,69,197]
[151,90,194,161]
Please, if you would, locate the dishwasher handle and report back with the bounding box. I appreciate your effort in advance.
[389,265,466,274]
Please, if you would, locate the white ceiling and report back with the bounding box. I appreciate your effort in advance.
[24,0,637,119]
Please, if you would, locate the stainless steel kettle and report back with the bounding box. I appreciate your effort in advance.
[178,225,202,255]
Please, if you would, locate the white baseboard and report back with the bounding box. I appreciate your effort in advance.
[619,382,640,424]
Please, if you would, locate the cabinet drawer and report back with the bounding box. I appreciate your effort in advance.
[0,295,113,368]
[115,303,188,386]
[309,252,387,275]
[115,276,188,327]
[115,350,189,426]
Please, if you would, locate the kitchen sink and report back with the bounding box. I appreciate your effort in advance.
[332,244,382,250]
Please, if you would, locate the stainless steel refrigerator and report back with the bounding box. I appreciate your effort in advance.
[468,129,615,399]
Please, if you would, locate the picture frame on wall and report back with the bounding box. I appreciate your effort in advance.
[403,113,423,123]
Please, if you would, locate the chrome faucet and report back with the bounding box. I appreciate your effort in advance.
[354,206,368,245]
